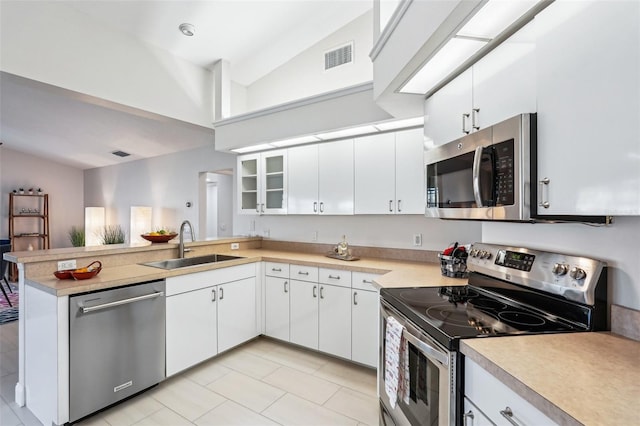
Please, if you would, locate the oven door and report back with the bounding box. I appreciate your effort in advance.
[379,300,456,426]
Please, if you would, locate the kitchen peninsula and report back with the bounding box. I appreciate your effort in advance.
[5,237,640,426]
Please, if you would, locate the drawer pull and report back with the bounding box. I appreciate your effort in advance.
[499,407,521,426]
[328,274,340,280]
[271,267,282,272]
[362,279,373,284]
[298,271,309,276]
[463,410,474,426]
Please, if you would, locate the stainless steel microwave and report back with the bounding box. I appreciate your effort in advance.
[424,113,536,221]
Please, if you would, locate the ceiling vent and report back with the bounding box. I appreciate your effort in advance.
[324,42,353,71]
[111,150,131,158]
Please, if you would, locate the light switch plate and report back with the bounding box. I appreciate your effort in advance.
[413,234,422,247]
[58,259,77,270]
[230,243,240,250]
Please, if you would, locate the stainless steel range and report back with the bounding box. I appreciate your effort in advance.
[379,243,608,426]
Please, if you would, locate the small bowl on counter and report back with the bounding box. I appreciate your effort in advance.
[54,260,102,280]
[141,233,178,243]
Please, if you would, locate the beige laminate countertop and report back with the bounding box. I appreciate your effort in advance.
[27,248,467,296]
[461,333,640,426]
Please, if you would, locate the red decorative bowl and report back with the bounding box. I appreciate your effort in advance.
[54,260,102,280]
[141,233,178,243]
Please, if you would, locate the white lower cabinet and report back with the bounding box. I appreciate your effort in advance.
[351,272,380,368]
[217,277,257,353]
[165,264,257,377]
[166,286,217,377]
[264,275,290,341]
[289,279,319,350]
[465,357,557,426]
[318,283,352,359]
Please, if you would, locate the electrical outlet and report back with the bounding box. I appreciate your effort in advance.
[413,234,422,247]
[230,243,240,250]
[58,259,77,270]
[312,231,318,242]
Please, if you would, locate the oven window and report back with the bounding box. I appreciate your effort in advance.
[384,338,442,425]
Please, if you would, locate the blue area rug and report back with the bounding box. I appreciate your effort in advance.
[0,307,18,324]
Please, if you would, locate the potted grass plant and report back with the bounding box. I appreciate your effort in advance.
[68,226,85,247]
[100,225,126,245]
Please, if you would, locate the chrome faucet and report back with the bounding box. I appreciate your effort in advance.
[179,220,195,258]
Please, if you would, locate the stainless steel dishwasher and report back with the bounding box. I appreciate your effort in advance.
[69,280,165,423]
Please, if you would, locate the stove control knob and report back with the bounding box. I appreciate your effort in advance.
[480,250,492,259]
[570,267,587,280]
[552,263,569,276]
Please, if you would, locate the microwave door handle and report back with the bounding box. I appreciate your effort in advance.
[472,146,484,208]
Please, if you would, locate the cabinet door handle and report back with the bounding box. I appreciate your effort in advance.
[328,274,340,280]
[353,291,358,305]
[472,108,480,131]
[389,200,393,212]
[211,288,216,302]
[319,202,324,213]
[499,407,521,426]
[462,113,471,134]
[256,204,260,213]
[463,410,474,426]
[261,203,265,213]
[539,177,550,208]
[272,267,282,272]
[313,201,318,213]
[284,281,288,293]
[298,271,309,276]
[320,286,324,299]
[397,200,402,212]
[313,285,317,298]
[219,287,224,300]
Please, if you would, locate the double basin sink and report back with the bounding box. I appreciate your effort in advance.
[142,254,243,270]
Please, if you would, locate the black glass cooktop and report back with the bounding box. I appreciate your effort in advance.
[381,284,582,350]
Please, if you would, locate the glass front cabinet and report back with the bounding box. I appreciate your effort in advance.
[237,150,287,215]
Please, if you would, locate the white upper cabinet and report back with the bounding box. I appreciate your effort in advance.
[535,0,640,216]
[288,139,354,215]
[355,128,424,214]
[424,20,537,147]
[237,150,287,215]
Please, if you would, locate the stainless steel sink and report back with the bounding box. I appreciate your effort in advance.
[141,254,243,270]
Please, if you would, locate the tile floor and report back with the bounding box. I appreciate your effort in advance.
[0,321,379,425]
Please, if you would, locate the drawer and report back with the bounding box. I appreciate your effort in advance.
[319,268,352,288]
[166,263,256,296]
[290,264,319,282]
[352,272,381,291]
[265,262,289,278]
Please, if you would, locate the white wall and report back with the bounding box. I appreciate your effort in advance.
[0,1,213,128]
[483,218,640,311]
[234,214,482,252]
[245,10,374,112]
[0,148,84,248]
[83,146,235,241]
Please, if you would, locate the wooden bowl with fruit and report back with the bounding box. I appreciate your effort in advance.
[141,230,178,243]
[54,260,102,280]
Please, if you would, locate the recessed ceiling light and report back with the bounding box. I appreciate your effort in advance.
[179,23,195,37]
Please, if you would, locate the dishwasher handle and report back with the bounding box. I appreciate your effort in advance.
[80,291,164,314]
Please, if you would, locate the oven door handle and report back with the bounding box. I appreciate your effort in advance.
[472,146,484,208]
[402,328,449,366]
[381,301,449,366]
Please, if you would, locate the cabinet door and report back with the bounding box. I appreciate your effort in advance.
[395,128,425,214]
[217,277,258,353]
[354,133,396,214]
[318,139,354,215]
[287,145,319,214]
[237,154,261,214]
[318,284,351,360]
[261,150,287,214]
[351,289,378,368]
[166,287,217,376]
[472,20,536,131]
[424,68,473,147]
[264,276,290,341]
[535,0,640,215]
[289,279,319,350]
